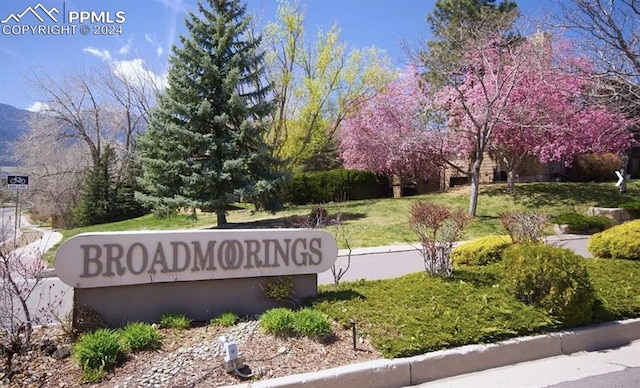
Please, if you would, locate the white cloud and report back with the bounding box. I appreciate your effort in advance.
[145,34,164,57]
[112,58,167,90]
[152,0,190,58]
[118,36,134,55]
[82,47,112,61]
[26,101,50,112]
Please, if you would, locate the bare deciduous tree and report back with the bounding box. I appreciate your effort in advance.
[0,224,47,376]
[554,0,639,115]
[13,60,160,225]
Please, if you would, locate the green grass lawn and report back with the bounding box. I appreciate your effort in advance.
[51,180,640,251]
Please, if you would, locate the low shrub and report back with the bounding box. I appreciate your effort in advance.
[502,243,595,326]
[565,153,621,182]
[620,200,640,219]
[308,206,331,228]
[73,328,123,371]
[292,308,332,339]
[500,212,548,244]
[452,235,512,266]
[119,322,162,352]
[260,307,295,336]
[160,313,192,329]
[210,311,239,327]
[409,201,469,277]
[587,220,640,260]
[551,213,612,233]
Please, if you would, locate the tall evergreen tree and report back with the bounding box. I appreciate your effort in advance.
[136,0,277,226]
[425,0,519,87]
[73,145,145,226]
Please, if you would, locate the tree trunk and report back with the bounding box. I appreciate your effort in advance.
[216,209,227,227]
[469,159,482,217]
[392,174,402,198]
[507,169,516,191]
[620,153,629,194]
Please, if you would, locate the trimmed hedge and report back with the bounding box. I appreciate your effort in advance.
[587,220,640,260]
[281,169,382,205]
[551,212,612,233]
[565,153,621,182]
[502,243,595,326]
[452,235,512,266]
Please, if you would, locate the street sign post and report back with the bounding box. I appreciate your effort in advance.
[7,175,29,190]
[5,175,29,244]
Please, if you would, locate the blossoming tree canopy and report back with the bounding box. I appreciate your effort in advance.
[339,67,444,183]
[437,35,633,191]
[488,39,633,188]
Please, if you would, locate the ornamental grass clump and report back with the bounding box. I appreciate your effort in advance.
[73,328,123,382]
[292,308,332,339]
[119,322,162,352]
[160,312,192,329]
[260,308,295,336]
[210,311,239,327]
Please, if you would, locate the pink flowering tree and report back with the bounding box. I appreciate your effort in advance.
[434,33,533,215]
[435,29,634,214]
[490,40,633,190]
[339,67,445,196]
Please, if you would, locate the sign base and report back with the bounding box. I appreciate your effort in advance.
[72,274,317,328]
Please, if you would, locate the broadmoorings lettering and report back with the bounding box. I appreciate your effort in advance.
[55,229,338,288]
[80,238,323,278]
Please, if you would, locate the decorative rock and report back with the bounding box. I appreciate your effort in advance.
[40,340,57,356]
[52,346,71,360]
[553,224,601,236]
[587,207,632,223]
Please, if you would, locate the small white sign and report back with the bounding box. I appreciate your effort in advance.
[615,171,624,187]
[55,229,338,288]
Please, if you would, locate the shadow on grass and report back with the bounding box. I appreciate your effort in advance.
[483,182,637,209]
[338,212,367,221]
[211,215,306,229]
[448,266,502,288]
[313,289,366,303]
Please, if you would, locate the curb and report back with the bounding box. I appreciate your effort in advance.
[226,317,640,388]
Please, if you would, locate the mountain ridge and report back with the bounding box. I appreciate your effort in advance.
[0,103,32,165]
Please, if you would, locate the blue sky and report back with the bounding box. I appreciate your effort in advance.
[0,0,554,110]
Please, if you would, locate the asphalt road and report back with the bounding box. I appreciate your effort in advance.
[548,367,640,388]
[417,340,640,388]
